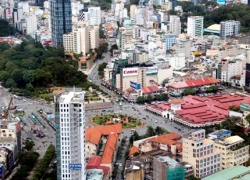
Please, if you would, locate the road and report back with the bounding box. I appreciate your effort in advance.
[0,88,56,158]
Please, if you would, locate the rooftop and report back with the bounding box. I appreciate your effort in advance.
[101,133,118,164]
[86,169,104,180]
[86,156,109,175]
[169,77,220,89]
[129,146,140,156]
[141,86,159,94]
[57,91,85,103]
[202,166,250,180]
[85,124,122,145]
[155,156,179,167]
[174,94,250,126]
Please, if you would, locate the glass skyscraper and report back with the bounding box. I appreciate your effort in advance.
[50,0,72,47]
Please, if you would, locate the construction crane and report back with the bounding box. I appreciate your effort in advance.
[4,97,15,119]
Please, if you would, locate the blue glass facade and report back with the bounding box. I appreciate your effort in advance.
[51,0,72,46]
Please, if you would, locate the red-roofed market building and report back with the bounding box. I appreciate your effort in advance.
[168,77,220,94]
[146,94,250,127]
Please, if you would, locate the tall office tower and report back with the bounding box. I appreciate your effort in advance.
[55,90,86,180]
[220,20,240,40]
[187,16,204,38]
[169,15,181,35]
[50,0,72,46]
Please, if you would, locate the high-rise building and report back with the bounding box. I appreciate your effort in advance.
[169,15,181,35]
[13,8,23,31]
[220,20,240,40]
[63,24,100,55]
[55,90,86,180]
[51,0,72,46]
[182,129,221,178]
[89,26,99,49]
[26,15,38,35]
[187,16,204,38]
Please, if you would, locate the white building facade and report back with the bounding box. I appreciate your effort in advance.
[187,16,204,38]
[169,15,181,35]
[56,90,86,180]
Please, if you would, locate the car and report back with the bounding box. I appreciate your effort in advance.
[102,110,106,112]
[143,117,146,120]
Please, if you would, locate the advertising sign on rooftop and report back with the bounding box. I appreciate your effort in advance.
[123,67,138,77]
[146,66,158,75]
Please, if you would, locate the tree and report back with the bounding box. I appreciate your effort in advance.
[136,96,146,104]
[146,126,155,137]
[155,126,164,135]
[0,42,11,52]
[183,89,196,96]
[23,139,35,152]
[109,44,118,53]
[146,95,153,102]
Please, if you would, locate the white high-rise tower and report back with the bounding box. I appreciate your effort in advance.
[56,89,85,180]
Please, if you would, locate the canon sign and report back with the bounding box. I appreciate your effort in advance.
[123,68,138,77]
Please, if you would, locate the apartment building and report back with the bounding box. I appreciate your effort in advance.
[89,26,99,49]
[63,25,89,55]
[208,130,249,170]
[187,16,204,38]
[55,90,86,180]
[169,15,181,35]
[0,119,22,178]
[220,20,240,40]
[182,129,221,178]
[217,58,244,83]
[166,34,177,50]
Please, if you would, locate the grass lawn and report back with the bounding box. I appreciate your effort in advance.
[122,123,134,128]
[39,93,49,99]
[162,128,169,133]
[93,116,104,125]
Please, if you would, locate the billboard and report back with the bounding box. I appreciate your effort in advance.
[130,81,141,90]
[69,164,82,170]
[123,68,138,77]
[146,66,158,75]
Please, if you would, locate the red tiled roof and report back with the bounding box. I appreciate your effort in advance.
[169,77,220,89]
[86,156,110,175]
[175,94,250,125]
[86,124,122,145]
[170,99,182,104]
[101,133,118,164]
[86,127,102,145]
[87,156,102,168]
[141,86,159,93]
[148,132,181,145]
[129,146,140,156]
[95,124,122,135]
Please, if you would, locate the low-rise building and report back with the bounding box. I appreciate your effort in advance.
[208,130,249,170]
[168,77,220,94]
[133,132,182,156]
[202,165,250,180]
[182,129,221,178]
[153,156,185,180]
